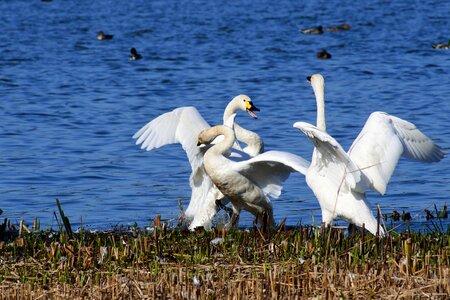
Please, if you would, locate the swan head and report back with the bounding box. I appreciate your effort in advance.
[197,125,235,146]
[307,74,325,90]
[231,95,260,119]
[197,129,216,146]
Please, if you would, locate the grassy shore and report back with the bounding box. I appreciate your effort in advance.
[0,209,449,299]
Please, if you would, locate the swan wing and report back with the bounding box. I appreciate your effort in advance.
[293,122,368,193]
[241,151,310,175]
[390,114,444,161]
[231,150,310,199]
[133,106,210,169]
[134,107,217,228]
[185,168,223,229]
[133,108,245,229]
[348,112,444,195]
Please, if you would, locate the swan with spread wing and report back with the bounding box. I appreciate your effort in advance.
[133,95,263,230]
[197,114,310,228]
[293,74,444,236]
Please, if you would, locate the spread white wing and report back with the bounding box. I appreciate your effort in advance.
[293,121,369,193]
[231,149,310,199]
[348,112,444,195]
[133,107,248,229]
[133,107,217,224]
[134,106,209,170]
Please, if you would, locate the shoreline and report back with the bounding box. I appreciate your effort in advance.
[1,218,448,299]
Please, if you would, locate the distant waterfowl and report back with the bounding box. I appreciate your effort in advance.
[198,115,309,229]
[401,211,412,222]
[316,49,332,59]
[391,210,400,221]
[133,95,264,230]
[130,48,142,60]
[432,40,450,49]
[301,26,323,34]
[293,74,444,236]
[327,24,351,31]
[97,31,113,41]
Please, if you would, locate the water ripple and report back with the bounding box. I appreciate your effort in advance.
[0,0,448,230]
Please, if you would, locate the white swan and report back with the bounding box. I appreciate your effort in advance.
[293,74,444,236]
[133,95,263,230]
[198,115,310,228]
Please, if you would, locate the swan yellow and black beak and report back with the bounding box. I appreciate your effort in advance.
[306,76,312,83]
[245,101,260,119]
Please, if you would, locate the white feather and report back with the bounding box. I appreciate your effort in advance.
[200,123,310,228]
[348,111,444,194]
[133,96,264,230]
[294,74,444,236]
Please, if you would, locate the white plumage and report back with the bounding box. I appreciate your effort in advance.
[198,114,310,228]
[293,74,444,236]
[133,95,263,230]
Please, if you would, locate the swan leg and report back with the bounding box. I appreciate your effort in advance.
[263,211,275,232]
[231,213,240,227]
[255,209,275,232]
[230,206,241,227]
[254,212,265,230]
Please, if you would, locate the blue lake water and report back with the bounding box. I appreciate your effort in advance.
[0,0,449,231]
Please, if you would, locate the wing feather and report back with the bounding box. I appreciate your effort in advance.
[348,112,444,195]
[133,107,251,229]
[134,107,215,227]
[388,114,444,162]
[293,122,368,193]
[134,106,210,170]
[231,150,310,199]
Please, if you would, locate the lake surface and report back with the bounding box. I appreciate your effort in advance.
[1,0,449,231]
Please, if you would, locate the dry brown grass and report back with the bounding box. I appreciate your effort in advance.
[0,217,448,299]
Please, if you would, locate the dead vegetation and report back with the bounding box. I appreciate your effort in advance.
[0,212,448,299]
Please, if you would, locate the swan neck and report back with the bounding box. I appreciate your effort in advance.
[315,84,326,132]
[234,123,263,156]
[223,101,238,122]
[223,100,263,156]
[207,126,235,156]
